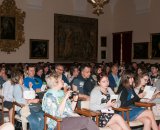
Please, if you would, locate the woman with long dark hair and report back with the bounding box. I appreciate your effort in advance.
[119,71,158,130]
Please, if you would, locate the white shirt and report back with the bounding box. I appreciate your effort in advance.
[2,80,14,102]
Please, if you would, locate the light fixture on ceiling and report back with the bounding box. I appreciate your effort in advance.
[87,0,110,15]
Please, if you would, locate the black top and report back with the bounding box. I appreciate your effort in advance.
[120,87,140,107]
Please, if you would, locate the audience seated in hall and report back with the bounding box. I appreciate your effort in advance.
[0,61,160,130]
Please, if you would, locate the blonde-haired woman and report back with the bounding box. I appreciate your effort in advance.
[42,73,99,130]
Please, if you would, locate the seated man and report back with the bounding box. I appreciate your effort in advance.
[71,64,95,100]
[55,64,70,91]
[24,65,42,92]
[108,64,120,92]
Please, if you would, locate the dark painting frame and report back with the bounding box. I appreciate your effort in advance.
[101,36,107,47]
[151,33,160,58]
[133,42,148,59]
[101,50,106,59]
[30,39,49,59]
[54,14,98,62]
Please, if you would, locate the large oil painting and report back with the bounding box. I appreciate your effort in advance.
[54,14,98,62]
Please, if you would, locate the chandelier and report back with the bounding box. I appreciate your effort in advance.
[87,0,110,15]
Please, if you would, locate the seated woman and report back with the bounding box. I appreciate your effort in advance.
[90,73,130,130]
[13,72,44,130]
[42,73,99,130]
[135,72,160,120]
[134,72,149,100]
[2,77,14,122]
[119,71,158,130]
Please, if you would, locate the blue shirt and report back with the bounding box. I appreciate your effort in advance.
[108,73,120,89]
[24,76,42,90]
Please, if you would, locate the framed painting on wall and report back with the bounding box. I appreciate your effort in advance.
[101,36,107,47]
[133,42,148,59]
[54,14,98,62]
[151,33,160,58]
[30,39,49,59]
[0,16,16,40]
[101,50,106,59]
[0,0,25,53]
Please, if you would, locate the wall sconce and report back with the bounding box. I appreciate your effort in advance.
[87,0,110,15]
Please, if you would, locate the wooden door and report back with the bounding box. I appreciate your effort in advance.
[113,31,132,64]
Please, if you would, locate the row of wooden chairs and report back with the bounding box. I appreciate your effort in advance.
[43,101,157,130]
[0,95,159,130]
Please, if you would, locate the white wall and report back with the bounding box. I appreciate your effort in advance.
[112,0,160,63]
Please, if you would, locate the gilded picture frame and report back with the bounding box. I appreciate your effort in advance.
[0,0,25,53]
